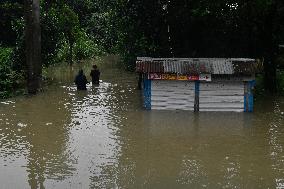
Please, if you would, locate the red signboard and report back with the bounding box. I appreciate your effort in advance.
[187,75,199,81]
[148,73,162,80]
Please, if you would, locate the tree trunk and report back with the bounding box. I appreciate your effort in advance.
[24,0,42,94]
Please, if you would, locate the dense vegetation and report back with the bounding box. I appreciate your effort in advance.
[0,0,284,97]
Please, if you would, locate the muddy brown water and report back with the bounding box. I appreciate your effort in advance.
[1,60,284,189]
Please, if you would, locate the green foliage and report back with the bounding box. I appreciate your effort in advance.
[0,47,13,98]
[255,74,266,96]
[1,0,284,97]
[58,5,79,42]
[277,71,284,94]
[0,47,23,98]
[74,30,102,60]
[0,1,23,46]
[56,29,101,62]
[40,3,102,65]
[41,6,63,65]
[255,69,284,96]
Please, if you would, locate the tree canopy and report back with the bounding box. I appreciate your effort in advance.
[0,0,284,96]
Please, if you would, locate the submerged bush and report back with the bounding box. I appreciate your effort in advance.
[277,71,284,94]
[255,70,284,96]
[0,47,24,98]
[0,47,14,98]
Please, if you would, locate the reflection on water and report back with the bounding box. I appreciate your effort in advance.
[1,61,284,188]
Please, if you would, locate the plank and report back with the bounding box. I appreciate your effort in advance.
[199,103,244,108]
[152,105,194,110]
[199,108,244,112]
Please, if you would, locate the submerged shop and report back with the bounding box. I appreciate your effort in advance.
[136,57,261,112]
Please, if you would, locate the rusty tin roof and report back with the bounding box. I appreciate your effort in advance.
[136,57,261,75]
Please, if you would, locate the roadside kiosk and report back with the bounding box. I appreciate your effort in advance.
[136,57,261,112]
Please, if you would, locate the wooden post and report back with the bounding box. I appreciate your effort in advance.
[248,80,255,112]
[194,81,200,112]
[244,80,255,112]
[143,76,151,110]
[137,73,142,90]
[244,81,249,112]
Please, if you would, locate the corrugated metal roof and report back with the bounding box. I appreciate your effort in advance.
[136,57,261,74]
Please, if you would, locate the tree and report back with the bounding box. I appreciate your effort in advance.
[24,0,42,94]
[106,0,284,91]
[2,0,284,96]
[58,5,80,65]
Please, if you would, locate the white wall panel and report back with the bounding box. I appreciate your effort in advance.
[151,80,195,110]
[200,81,244,112]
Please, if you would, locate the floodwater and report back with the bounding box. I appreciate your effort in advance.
[1,59,284,189]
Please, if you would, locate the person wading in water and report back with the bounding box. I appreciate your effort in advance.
[74,69,88,90]
[90,65,100,85]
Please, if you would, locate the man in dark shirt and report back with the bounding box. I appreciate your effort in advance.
[74,69,88,90]
[90,65,100,85]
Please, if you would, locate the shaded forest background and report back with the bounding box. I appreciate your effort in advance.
[0,0,284,98]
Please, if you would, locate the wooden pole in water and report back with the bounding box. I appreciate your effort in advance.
[194,81,200,112]
[244,81,249,112]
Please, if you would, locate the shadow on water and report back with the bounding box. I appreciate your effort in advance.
[0,58,284,188]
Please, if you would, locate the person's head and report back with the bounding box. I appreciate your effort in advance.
[92,65,97,70]
[78,69,84,75]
